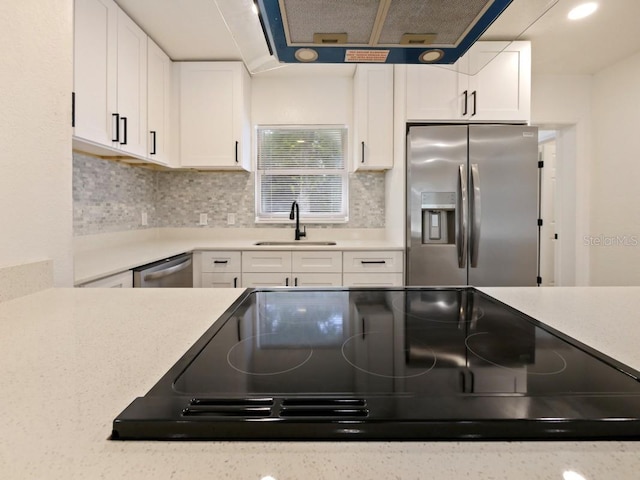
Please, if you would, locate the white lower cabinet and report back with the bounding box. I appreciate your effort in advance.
[242,271,342,288]
[199,251,241,288]
[241,272,290,287]
[342,250,404,287]
[198,249,404,288]
[343,272,404,287]
[77,270,133,288]
[241,250,342,287]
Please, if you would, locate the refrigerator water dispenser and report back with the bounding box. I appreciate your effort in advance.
[421,192,456,244]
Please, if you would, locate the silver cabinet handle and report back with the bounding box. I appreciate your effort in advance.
[457,164,468,269]
[143,258,192,281]
[470,163,481,268]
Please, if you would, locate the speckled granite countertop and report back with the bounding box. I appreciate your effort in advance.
[1,286,639,479]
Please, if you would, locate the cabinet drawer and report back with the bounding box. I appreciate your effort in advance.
[343,251,403,273]
[201,272,241,288]
[242,251,292,272]
[292,251,342,273]
[343,273,403,287]
[201,251,241,272]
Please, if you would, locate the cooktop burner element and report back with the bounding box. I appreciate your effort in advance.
[227,333,313,376]
[112,287,640,441]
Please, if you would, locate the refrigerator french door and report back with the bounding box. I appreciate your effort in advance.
[406,124,538,286]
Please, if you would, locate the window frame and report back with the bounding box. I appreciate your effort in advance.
[254,125,349,224]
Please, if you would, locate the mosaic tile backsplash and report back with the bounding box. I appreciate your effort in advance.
[73,154,385,235]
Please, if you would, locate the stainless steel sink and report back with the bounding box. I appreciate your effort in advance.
[254,241,337,246]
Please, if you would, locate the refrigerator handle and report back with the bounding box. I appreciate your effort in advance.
[457,164,468,269]
[470,163,482,268]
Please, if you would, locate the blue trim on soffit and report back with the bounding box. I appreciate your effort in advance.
[256,0,513,64]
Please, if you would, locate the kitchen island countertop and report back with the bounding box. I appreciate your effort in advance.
[1,286,639,479]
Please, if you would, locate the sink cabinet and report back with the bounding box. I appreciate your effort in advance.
[197,249,403,288]
[241,250,342,287]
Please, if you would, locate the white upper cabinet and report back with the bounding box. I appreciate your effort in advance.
[147,37,171,165]
[115,9,147,157]
[177,62,251,170]
[464,41,531,122]
[406,41,531,123]
[73,0,149,157]
[353,64,394,171]
[73,0,117,146]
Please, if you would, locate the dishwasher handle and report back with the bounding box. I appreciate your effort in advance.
[143,258,192,281]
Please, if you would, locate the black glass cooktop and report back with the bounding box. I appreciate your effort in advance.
[112,288,640,440]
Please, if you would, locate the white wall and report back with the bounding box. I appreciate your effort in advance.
[531,74,592,285]
[590,51,640,285]
[0,0,74,287]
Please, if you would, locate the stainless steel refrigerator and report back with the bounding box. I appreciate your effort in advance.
[406,124,538,286]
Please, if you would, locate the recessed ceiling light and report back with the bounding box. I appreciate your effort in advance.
[419,49,444,63]
[294,48,318,62]
[568,2,598,20]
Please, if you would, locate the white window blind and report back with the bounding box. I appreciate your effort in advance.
[256,126,348,222]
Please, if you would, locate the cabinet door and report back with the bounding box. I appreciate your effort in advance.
[202,272,241,288]
[78,270,132,288]
[116,9,147,157]
[293,273,343,287]
[353,65,394,170]
[73,0,118,145]
[179,62,250,169]
[406,63,465,121]
[465,41,531,122]
[147,37,171,164]
[242,272,290,288]
[343,273,403,287]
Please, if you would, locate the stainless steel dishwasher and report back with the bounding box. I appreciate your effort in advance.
[133,253,193,288]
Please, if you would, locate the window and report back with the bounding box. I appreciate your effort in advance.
[256,126,348,223]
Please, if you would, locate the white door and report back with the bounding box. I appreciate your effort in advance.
[540,139,557,286]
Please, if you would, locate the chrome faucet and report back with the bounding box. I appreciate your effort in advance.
[289,201,306,241]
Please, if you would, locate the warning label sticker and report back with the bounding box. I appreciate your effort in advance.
[344,49,390,63]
